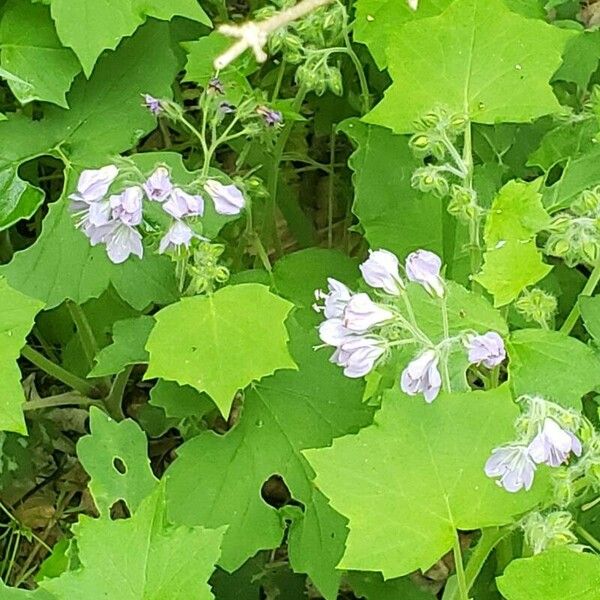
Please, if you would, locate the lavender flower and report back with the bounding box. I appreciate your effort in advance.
[400,349,442,403]
[159,221,196,254]
[219,101,236,115]
[485,444,536,492]
[342,293,393,333]
[109,186,143,227]
[314,278,352,319]
[143,167,173,202]
[204,180,245,215]
[405,249,445,297]
[207,77,225,95]
[69,165,118,204]
[163,188,204,219]
[103,223,144,264]
[318,318,354,347]
[466,331,506,369]
[331,336,386,378]
[143,94,163,116]
[528,418,582,468]
[257,105,283,127]
[360,249,404,295]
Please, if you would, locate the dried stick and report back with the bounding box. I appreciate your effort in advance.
[214,0,334,70]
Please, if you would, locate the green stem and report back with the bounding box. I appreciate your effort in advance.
[453,532,470,600]
[560,260,600,334]
[271,59,287,102]
[462,122,482,286]
[441,297,452,393]
[66,301,99,370]
[0,230,14,263]
[341,37,370,114]
[23,392,100,412]
[327,126,336,248]
[104,366,132,421]
[576,525,600,552]
[21,345,98,397]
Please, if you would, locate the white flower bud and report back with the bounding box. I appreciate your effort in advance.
[314,278,352,319]
[69,165,118,203]
[360,249,404,295]
[342,293,393,332]
[528,418,582,468]
[318,318,354,347]
[405,249,445,297]
[331,336,385,378]
[466,331,506,369]
[204,180,245,215]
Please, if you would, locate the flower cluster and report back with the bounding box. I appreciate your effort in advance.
[70,165,245,264]
[314,248,506,402]
[520,511,582,555]
[485,396,583,493]
[545,185,600,267]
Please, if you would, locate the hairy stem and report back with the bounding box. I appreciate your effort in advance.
[21,346,98,397]
[104,366,133,421]
[453,532,470,600]
[560,260,600,334]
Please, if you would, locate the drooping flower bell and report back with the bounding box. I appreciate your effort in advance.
[342,293,394,333]
[159,221,196,254]
[400,349,442,403]
[466,331,506,369]
[485,444,537,493]
[143,94,163,116]
[331,336,386,378]
[257,105,283,127]
[360,249,404,295]
[163,188,205,219]
[69,165,119,204]
[204,180,245,215]
[313,278,352,319]
[528,418,582,468]
[143,167,173,202]
[318,318,354,347]
[405,249,445,297]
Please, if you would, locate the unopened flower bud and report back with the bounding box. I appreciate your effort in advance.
[405,249,445,297]
[360,249,404,295]
[411,167,449,197]
[342,293,394,332]
[400,349,442,403]
[515,288,557,327]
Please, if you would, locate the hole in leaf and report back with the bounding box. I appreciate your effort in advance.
[545,162,564,187]
[261,475,291,509]
[113,457,127,474]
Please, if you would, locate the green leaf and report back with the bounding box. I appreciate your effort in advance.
[77,406,158,515]
[1,198,178,310]
[149,380,215,419]
[580,295,600,342]
[527,118,598,171]
[165,323,373,599]
[0,20,181,231]
[474,240,553,307]
[339,119,444,259]
[304,385,549,579]
[89,316,154,377]
[0,0,80,107]
[50,0,210,76]
[41,484,225,600]
[364,0,574,133]
[0,582,54,599]
[353,0,452,68]
[0,277,44,434]
[553,30,600,89]
[347,572,434,600]
[146,284,297,417]
[496,547,600,600]
[508,329,600,408]
[484,180,550,246]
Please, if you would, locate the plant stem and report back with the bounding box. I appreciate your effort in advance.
[23,392,100,412]
[327,126,336,248]
[441,297,452,392]
[576,525,600,552]
[66,301,98,371]
[453,532,470,600]
[560,260,600,334]
[104,366,132,421]
[21,346,98,397]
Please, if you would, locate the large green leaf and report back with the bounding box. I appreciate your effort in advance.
[365,0,574,133]
[77,407,158,515]
[474,240,552,307]
[0,278,44,433]
[146,284,297,417]
[1,199,179,310]
[496,547,600,600]
[0,20,180,232]
[340,119,445,259]
[41,485,225,600]
[50,0,210,76]
[304,385,549,579]
[580,295,600,343]
[165,323,374,599]
[0,0,80,107]
[508,329,600,408]
[353,0,452,68]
